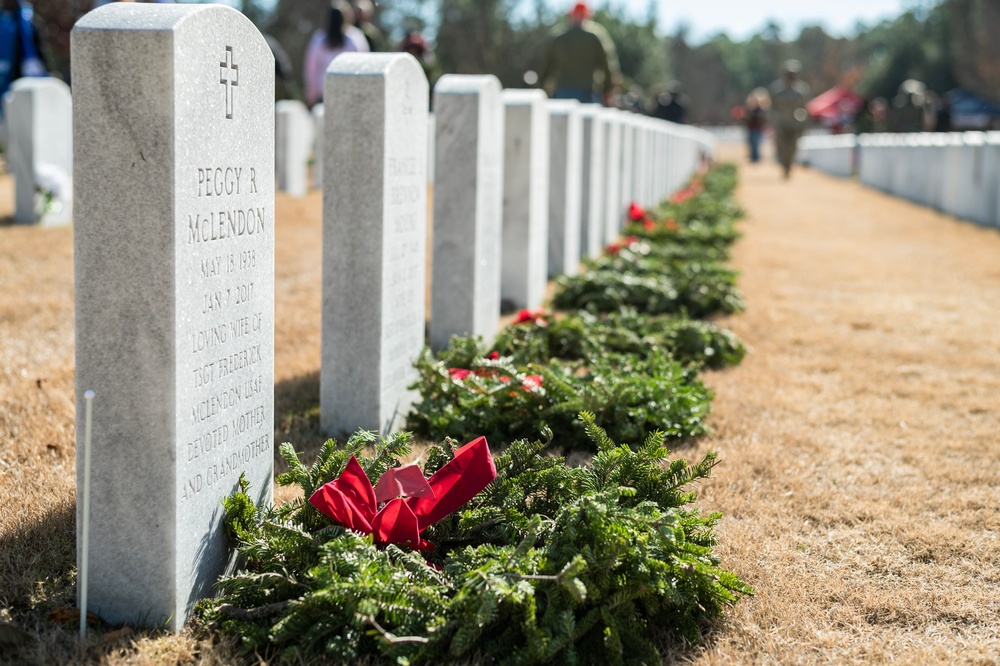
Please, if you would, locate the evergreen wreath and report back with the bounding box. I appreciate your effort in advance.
[198,415,751,665]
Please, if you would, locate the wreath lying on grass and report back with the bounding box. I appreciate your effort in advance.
[199,417,750,665]
[199,163,752,664]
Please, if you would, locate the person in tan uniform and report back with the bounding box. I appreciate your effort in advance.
[541,1,619,105]
[769,59,811,179]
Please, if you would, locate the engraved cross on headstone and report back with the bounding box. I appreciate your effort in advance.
[219,46,238,120]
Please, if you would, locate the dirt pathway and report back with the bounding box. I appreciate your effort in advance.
[2,153,999,662]
[687,153,1000,663]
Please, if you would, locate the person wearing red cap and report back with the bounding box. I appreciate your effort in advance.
[540,1,619,105]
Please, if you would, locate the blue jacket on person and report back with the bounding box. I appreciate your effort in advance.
[0,0,47,101]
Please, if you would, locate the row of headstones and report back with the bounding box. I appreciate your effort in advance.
[69,5,713,633]
[799,131,1000,228]
[3,76,708,240]
[796,134,856,179]
[275,88,709,294]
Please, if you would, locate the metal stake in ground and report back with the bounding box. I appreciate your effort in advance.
[79,390,94,640]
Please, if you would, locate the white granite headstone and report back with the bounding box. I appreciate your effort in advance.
[546,99,582,277]
[429,74,504,350]
[3,77,73,225]
[72,3,274,630]
[617,116,634,235]
[602,109,623,245]
[500,89,549,310]
[275,99,313,196]
[320,53,428,436]
[579,105,605,259]
[637,119,649,204]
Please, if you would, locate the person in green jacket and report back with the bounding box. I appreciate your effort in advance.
[541,1,619,105]
[769,59,811,179]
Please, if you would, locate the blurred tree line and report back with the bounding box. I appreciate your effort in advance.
[25,0,999,124]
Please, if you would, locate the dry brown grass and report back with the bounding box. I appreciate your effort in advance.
[683,150,1000,665]
[2,151,1000,664]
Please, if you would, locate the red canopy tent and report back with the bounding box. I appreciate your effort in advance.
[807,86,864,132]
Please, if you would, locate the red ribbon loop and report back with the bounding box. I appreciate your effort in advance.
[308,437,497,550]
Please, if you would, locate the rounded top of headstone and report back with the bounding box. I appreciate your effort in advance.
[501,88,547,106]
[275,99,310,114]
[328,52,424,81]
[963,131,986,146]
[575,103,604,118]
[547,99,580,116]
[434,74,502,96]
[75,3,254,37]
[8,76,71,97]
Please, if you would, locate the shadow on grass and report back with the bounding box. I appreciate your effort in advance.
[652,613,735,665]
[273,370,330,471]
[0,502,76,614]
[0,503,200,666]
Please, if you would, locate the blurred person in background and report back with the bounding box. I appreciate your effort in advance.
[653,80,688,124]
[400,31,440,104]
[925,90,951,132]
[352,0,385,52]
[541,1,619,105]
[745,88,770,164]
[304,0,368,107]
[619,84,646,113]
[265,34,299,101]
[769,59,811,179]
[887,80,926,133]
[0,0,48,104]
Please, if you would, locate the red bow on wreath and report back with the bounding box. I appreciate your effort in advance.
[308,436,497,551]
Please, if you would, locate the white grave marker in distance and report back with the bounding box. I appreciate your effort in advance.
[275,99,313,197]
[3,77,73,225]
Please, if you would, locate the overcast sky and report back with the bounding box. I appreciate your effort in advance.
[591,0,915,41]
